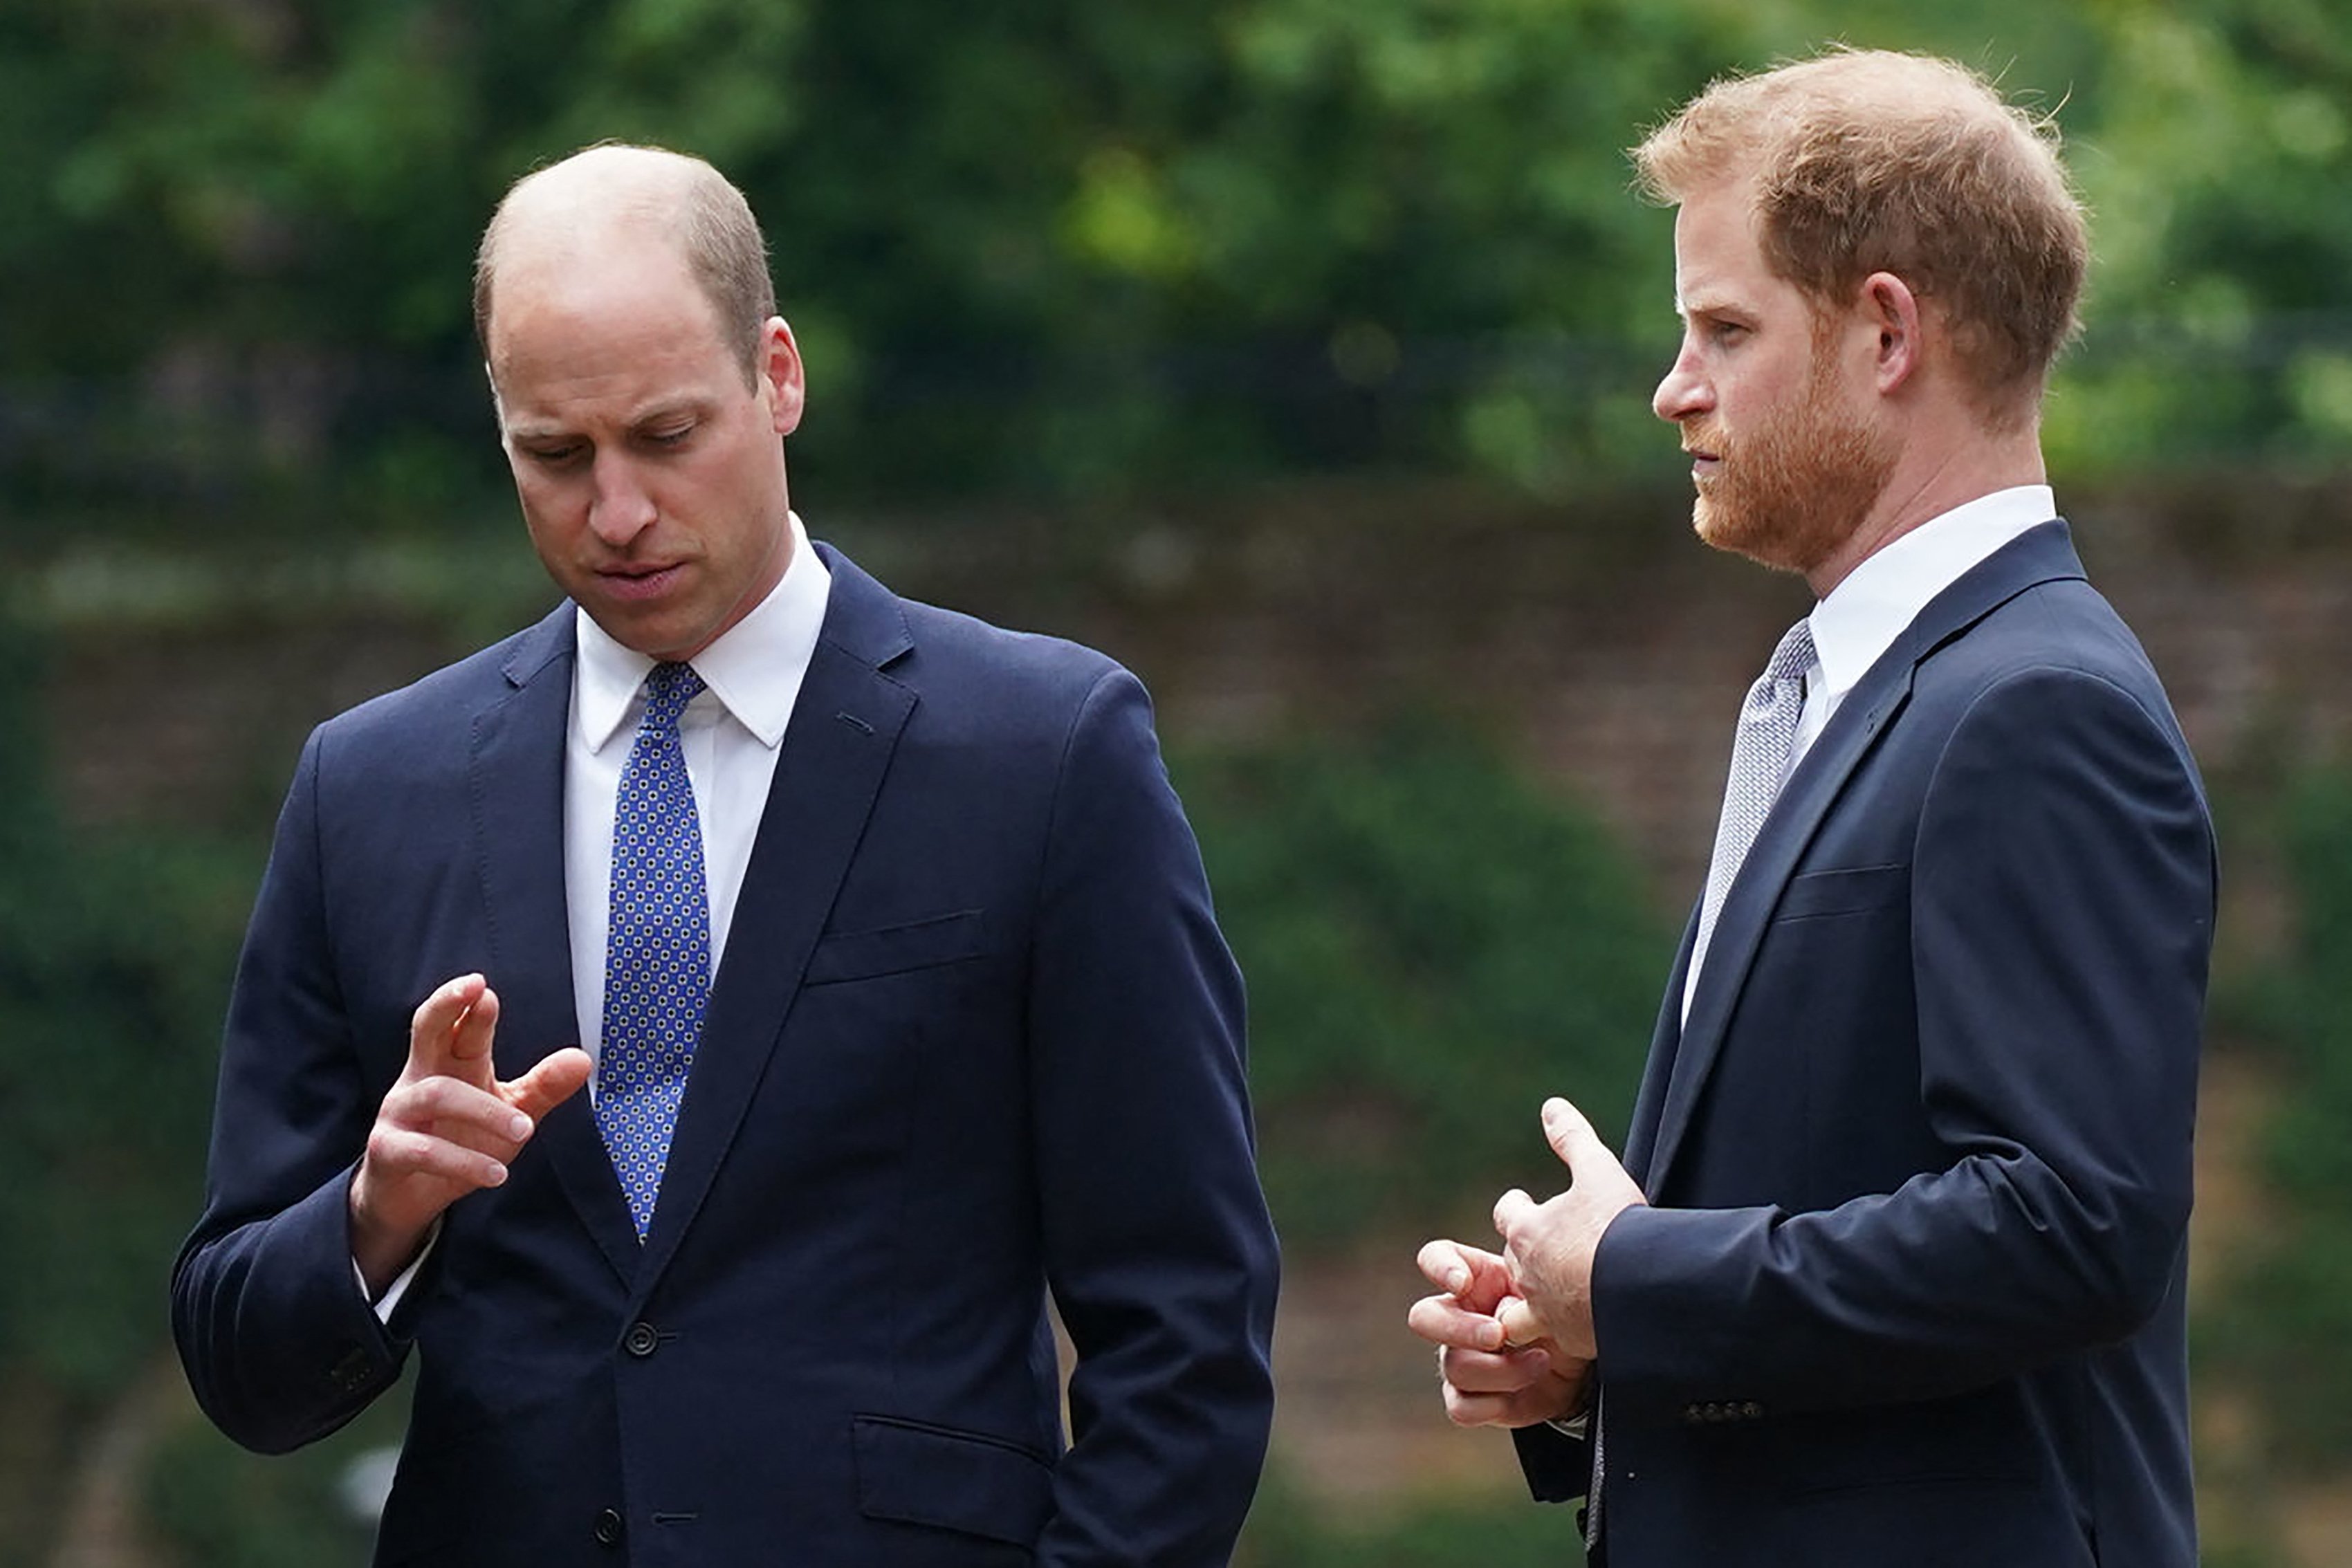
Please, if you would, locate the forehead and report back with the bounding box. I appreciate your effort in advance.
[488,239,737,415]
[1669,177,1790,316]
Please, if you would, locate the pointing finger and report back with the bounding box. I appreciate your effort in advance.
[447,984,500,1065]
[408,973,488,1076]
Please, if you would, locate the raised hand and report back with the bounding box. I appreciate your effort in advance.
[348,972,591,1295]
[1491,1097,1647,1360]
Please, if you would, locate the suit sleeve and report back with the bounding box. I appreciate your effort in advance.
[1022,668,1280,1566]
[1591,664,2213,1419]
[169,728,412,1453]
[1512,1419,1595,1504]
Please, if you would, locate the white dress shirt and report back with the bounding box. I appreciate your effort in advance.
[564,512,832,1079]
[1683,485,2055,1017]
[369,513,831,1316]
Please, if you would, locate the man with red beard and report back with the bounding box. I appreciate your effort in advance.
[1410,48,2213,1568]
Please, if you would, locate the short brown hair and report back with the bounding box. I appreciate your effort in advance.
[472,143,777,387]
[1634,48,2088,426]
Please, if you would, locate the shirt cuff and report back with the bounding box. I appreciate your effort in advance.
[353,1220,441,1323]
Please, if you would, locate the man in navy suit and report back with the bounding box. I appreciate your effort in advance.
[174,144,1278,1565]
[1410,49,2213,1567]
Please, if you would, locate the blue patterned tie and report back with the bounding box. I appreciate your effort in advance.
[596,661,711,1239]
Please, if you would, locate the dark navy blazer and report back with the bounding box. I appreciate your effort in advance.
[173,545,1280,1565]
[1518,523,2214,1567]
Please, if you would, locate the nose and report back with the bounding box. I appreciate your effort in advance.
[1653,340,1711,423]
[588,452,656,545]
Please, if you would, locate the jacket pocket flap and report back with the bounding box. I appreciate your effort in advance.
[852,1413,1054,1547]
[1775,864,1907,921]
[807,910,986,984]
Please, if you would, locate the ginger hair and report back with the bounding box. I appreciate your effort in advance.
[1635,48,2088,427]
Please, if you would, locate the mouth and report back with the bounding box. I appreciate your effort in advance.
[596,562,685,602]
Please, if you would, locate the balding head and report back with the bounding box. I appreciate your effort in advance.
[475,144,777,389]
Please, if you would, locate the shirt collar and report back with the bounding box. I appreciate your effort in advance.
[573,511,834,753]
[1807,484,2055,704]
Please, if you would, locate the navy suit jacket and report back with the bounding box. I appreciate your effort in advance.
[1516,523,2214,1567]
[173,545,1280,1565]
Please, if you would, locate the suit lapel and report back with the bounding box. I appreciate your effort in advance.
[1639,522,2088,1189]
[1621,916,1696,1186]
[1642,665,1915,1185]
[470,607,643,1283]
[633,548,917,1289]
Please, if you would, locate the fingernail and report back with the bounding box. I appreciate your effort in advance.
[509,1113,531,1140]
[1446,1266,1469,1293]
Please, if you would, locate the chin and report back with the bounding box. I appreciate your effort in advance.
[1693,504,1814,578]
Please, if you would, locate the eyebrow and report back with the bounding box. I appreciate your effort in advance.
[1675,293,1753,324]
[627,398,711,430]
[504,398,715,445]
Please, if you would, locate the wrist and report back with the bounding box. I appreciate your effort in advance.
[347,1174,430,1300]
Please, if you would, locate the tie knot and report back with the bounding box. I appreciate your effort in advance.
[640,662,704,729]
[1765,617,1816,683]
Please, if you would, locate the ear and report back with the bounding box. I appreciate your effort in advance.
[1861,272,1921,396]
[760,317,807,437]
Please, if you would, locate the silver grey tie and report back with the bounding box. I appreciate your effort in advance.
[1689,618,1816,986]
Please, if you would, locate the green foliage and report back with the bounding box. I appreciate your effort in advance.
[145,1412,393,1568]
[23,0,2352,519]
[0,670,241,1404]
[0,613,261,1562]
[1182,721,1671,1250]
[2203,767,2352,1468]
[1237,1466,1584,1566]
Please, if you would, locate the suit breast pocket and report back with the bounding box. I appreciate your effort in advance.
[1773,863,1907,922]
[805,909,988,985]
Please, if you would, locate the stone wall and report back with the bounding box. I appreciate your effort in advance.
[44,473,2352,926]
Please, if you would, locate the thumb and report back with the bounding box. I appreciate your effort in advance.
[507,1046,594,1123]
[1496,1293,1550,1349]
[1541,1096,1604,1173]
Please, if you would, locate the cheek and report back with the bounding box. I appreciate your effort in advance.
[511,481,585,555]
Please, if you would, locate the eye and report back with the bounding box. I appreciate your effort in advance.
[643,423,695,450]
[524,442,587,470]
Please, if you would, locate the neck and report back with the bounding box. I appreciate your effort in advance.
[1804,422,2047,599]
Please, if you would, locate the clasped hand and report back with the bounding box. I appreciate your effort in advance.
[1406,1096,1646,1428]
[347,972,591,1295]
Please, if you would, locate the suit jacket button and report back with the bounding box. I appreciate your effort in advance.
[594,1508,625,1546]
[1682,1403,1704,1424]
[1743,1401,1764,1420]
[624,1322,660,1358]
[328,1346,371,1392]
